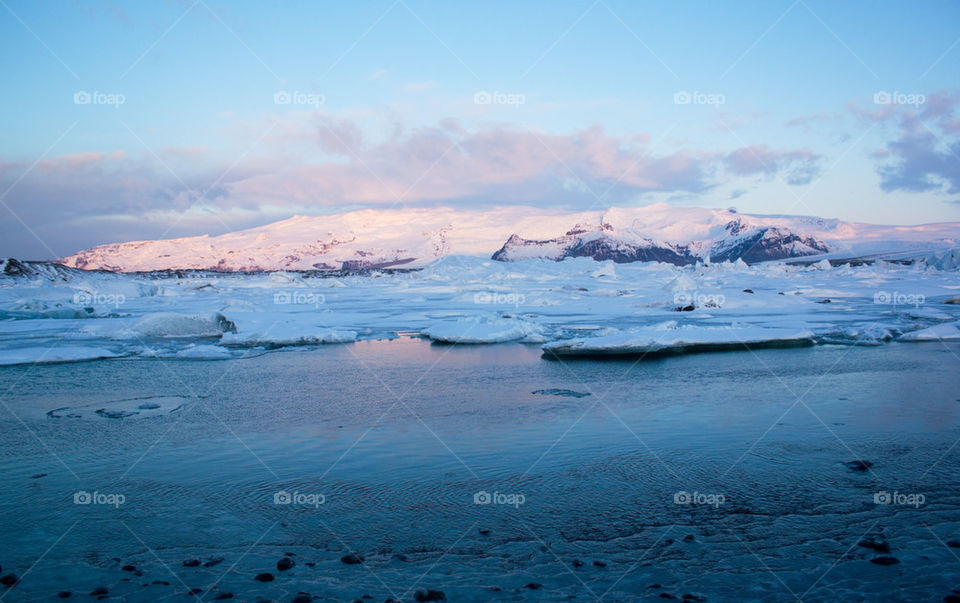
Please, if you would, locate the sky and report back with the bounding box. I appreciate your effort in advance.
[1,0,959,260]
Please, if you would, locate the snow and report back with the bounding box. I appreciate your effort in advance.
[55,205,960,272]
[2,247,960,365]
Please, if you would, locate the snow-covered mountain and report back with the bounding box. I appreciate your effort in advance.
[57,204,960,272]
[492,218,833,265]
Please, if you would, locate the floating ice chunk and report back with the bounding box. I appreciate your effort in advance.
[590,261,616,279]
[663,273,697,292]
[0,346,120,366]
[809,259,832,271]
[542,324,815,357]
[925,248,960,271]
[422,315,544,344]
[3,300,95,319]
[819,325,893,346]
[899,320,960,342]
[175,344,235,359]
[220,327,357,346]
[133,312,237,337]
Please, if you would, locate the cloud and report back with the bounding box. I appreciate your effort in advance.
[0,118,827,258]
[785,111,834,127]
[853,89,960,194]
[723,145,821,186]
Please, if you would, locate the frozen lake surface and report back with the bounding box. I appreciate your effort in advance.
[1,339,959,601]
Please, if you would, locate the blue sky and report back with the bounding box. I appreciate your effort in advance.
[1,0,959,259]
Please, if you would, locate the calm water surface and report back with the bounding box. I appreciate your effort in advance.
[0,339,959,601]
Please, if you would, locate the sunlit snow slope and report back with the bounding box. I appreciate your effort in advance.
[58,204,960,272]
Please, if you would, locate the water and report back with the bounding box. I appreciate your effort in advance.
[0,340,959,601]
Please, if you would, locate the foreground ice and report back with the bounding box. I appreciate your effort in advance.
[542,323,815,356]
[0,255,959,364]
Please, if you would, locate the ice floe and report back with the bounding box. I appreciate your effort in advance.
[542,325,816,356]
[0,253,958,365]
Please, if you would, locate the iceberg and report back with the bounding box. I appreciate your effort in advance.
[422,315,545,344]
[899,320,960,342]
[133,313,237,338]
[542,325,815,357]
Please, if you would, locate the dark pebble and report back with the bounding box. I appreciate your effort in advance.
[524,583,542,590]
[648,584,662,589]
[57,592,71,598]
[341,553,365,565]
[571,559,584,568]
[291,596,312,603]
[947,540,960,548]
[0,574,18,587]
[844,460,873,471]
[413,589,446,601]
[944,596,960,603]
[593,560,607,567]
[89,587,108,596]
[742,289,754,294]
[121,565,136,572]
[659,595,678,600]
[183,559,201,567]
[255,573,275,582]
[683,594,706,602]
[305,562,316,567]
[30,473,47,479]
[859,536,891,553]
[188,588,203,595]
[151,580,170,586]
[870,556,900,566]
[478,528,490,535]
[213,593,234,600]
[683,534,695,542]
[203,557,225,567]
[277,557,295,571]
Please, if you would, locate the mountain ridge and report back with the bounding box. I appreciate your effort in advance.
[56,204,960,272]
